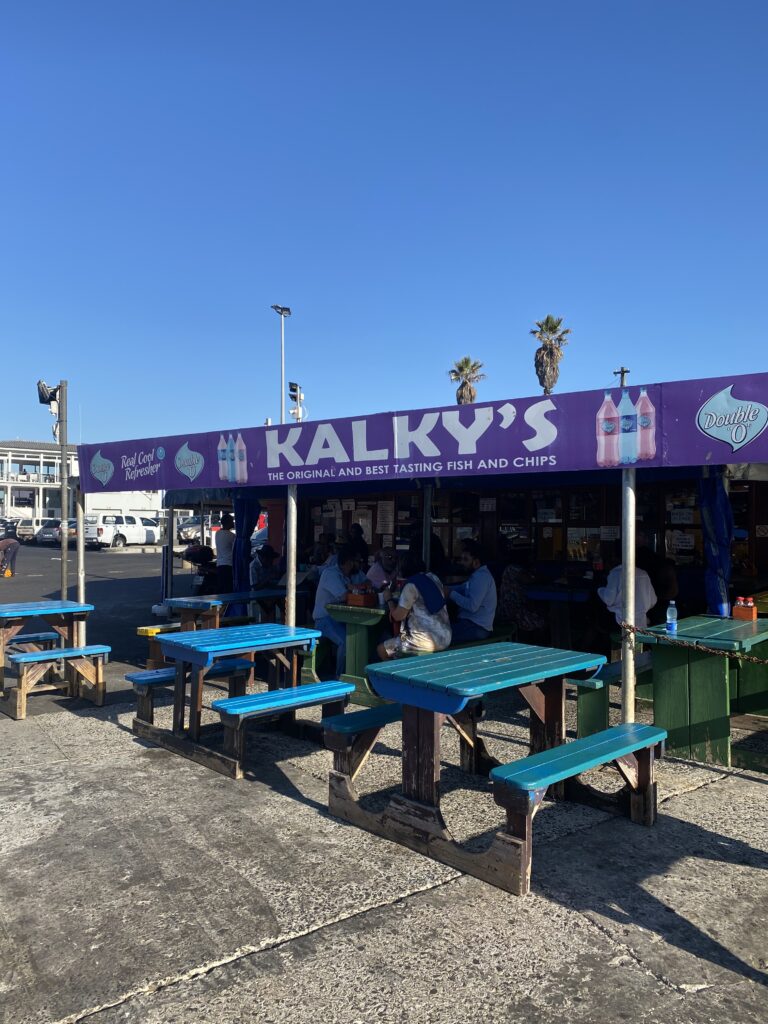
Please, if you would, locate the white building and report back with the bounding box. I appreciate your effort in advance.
[0,440,163,520]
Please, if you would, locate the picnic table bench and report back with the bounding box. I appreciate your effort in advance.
[128,657,255,725]
[2,645,111,719]
[133,624,323,777]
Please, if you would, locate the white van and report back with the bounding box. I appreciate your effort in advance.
[16,517,47,543]
[85,513,161,549]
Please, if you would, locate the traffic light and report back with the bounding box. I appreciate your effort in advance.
[288,382,305,421]
[288,382,301,403]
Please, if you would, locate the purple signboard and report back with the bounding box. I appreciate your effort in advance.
[77,372,768,493]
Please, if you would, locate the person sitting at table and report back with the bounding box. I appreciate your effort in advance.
[249,544,281,588]
[367,547,399,590]
[498,548,546,640]
[312,544,368,675]
[597,540,658,629]
[347,523,369,567]
[214,512,236,593]
[377,553,451,660]
[446,540,497,644]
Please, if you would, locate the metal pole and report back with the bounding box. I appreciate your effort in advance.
[422,483,433,570]
[59,380,68,600]
[280,314,286,425]
[164,507,176,602]
[285,485,297,627]
[621,467,636,722]
[76,486,86,643]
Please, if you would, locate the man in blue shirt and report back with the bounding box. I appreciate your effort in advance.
[447,540,497,644]
[313,545,367,675]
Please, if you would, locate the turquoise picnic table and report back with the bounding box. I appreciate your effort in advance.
[166,588,308,630]
[637,614,768,767]
[0,600,94,689]
[135,624,321,769]
[327,642,606,884]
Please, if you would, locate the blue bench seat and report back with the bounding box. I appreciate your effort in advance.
[213,680,354,775]
[129,658,255,725]
[490,722,667,896]
[322,703,404,779]
[8,631,60,649]
[2,645,112,721]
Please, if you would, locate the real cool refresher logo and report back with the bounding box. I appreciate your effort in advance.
[696,385,768,452]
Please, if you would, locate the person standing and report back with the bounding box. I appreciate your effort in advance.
[0,538,20,577]
[214,512,235,593]
[446,540,497,643]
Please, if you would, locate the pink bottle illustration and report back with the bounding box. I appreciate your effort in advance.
[636,387,656,460]
[596,391,620,467]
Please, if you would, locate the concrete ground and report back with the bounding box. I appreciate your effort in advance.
[1,554,767,1023]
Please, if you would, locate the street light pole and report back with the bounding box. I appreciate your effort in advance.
[271,304,292,425]
[271,304,295,626]
[59,379,68,600]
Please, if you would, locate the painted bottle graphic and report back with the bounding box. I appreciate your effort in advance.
[636,387,656,460]
[235,432,248,483]
[226,433,237,483]
[596,391,620,467]
[618,389,638,465]
[217,435,228,481]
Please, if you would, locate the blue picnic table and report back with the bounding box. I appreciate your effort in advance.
[165,588,308,629]
[0,600,94,688]
[366,642,605,801]
[155,623,320,742]
[327,642,606,886]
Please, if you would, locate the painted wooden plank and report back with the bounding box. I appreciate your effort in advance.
[8,645,110,664]
[491,723,666,790]
[322,703,403,733]
[0,600,94,620]
[576,684,610,738]
[213,680,354,724]
[366,643,605,696]
[688,648,731,766]
[735,639,768,715]
[652,645,691,757]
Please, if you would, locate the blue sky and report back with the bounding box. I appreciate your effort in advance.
[1,1,765,444]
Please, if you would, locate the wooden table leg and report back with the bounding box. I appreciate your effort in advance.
[652,646,691,758]
[172,661,187,734]
[0,623,24,691]
[519,676,566,798]
[401,705,443,806]
[180,611,196,632]
[188,665,204,741]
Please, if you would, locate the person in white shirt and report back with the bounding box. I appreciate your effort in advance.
[215,512,236,593]
[598,561,657,628]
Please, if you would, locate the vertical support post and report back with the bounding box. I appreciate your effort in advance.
[199,501,205,549]
[621,467,636,722]
[76,486,86,645]
[164,507,176,601]
[59,379,68,600]
[285,485,297,627]
[422,483,433,571]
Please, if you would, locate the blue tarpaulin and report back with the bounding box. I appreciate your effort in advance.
[699,469,733,617]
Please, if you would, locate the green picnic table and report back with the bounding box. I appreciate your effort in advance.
[638,615,768,767]
[326,603,388,705]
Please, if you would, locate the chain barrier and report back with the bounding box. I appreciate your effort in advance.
[618,620,768,668]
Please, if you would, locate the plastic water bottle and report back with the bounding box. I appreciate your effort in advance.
[226,434,237,483]
[666,600,678,635]
[235,432,248,483]
[596,391,620,467]
[217,435,228,481]
[618,389,638,465]
[636,388,656,461]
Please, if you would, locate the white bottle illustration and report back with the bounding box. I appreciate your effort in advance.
[226,434,236,483]
[217,435,228,481]
[235,432,248,483]
[618,389,638,465]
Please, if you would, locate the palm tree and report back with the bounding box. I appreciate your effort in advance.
[449,356,486,405]
[530,315,571,395]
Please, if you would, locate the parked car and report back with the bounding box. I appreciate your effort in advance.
[84,513,159,548]
[16,517,46,543]
[35,520,63,544]
[0,518,18,540]
[177,514,221,544]
[250,526,269,553]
